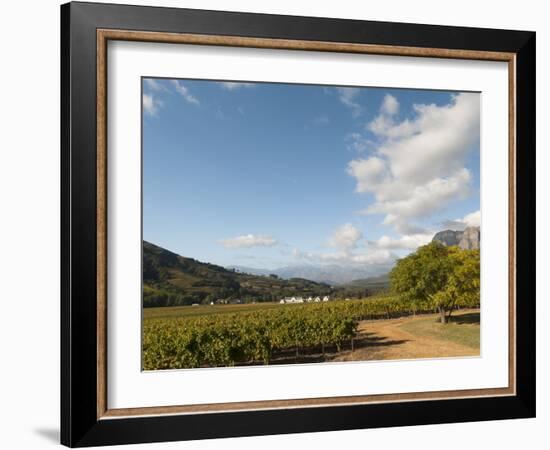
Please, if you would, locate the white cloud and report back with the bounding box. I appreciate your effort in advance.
[219,234,277,249]
[368,168,472,221]
[347,157,387,193]
[144,78,167,92]
[442,210,481,230]
[375,93,480,183]
[392,222,429,235]
[374,233,433,251]
[170,80,200,105]
[463,210,481,227]
[293,247,394,267]
[335,87,362,117]
[220,82,254,90]
[345,133,374,152]
[347,93,479,233]
[381,94,399,115]
[328,223,363,251]
[291,224,396,268]
[368,115,419,140]
[142,93,162,116]
[367,94,403,137]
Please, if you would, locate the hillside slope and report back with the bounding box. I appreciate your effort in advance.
[143,241,333,307]
[340,274,390,293]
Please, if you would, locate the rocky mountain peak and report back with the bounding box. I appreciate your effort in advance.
[432,229,464,247]
[459,226,480,250]
[432,226,480,250]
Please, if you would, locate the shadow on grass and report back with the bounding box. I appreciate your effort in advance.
[355,332,409,348]
[449,312,480,325]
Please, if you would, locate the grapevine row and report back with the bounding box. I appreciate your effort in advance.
[143,295,479,370]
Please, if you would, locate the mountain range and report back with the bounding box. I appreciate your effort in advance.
[228,264,390,286]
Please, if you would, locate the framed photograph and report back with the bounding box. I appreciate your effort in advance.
[61,2,536,447]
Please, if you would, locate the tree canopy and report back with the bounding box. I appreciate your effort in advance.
[389,242,480,323]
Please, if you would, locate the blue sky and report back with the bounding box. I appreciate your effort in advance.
[143,78,480,272]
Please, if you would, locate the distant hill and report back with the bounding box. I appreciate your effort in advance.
[432,226,480,250]
[340,274,390,293]
[143,241,334,307]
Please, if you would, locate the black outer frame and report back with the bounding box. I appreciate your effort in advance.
[61,1,536,447]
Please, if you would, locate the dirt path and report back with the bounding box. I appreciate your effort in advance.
[333,312,479,362]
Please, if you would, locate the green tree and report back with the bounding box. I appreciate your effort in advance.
[390,242,480,323]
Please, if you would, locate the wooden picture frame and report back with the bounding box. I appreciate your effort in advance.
[61,1,535,447]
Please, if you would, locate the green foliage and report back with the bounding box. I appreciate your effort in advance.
[339,274,390,294]
[390,242,480,322]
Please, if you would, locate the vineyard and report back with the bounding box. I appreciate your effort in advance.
[142,295,477,370]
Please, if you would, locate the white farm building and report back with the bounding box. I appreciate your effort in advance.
[280,295,330,304]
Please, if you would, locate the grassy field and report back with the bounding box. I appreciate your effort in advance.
[398,311,480,349]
